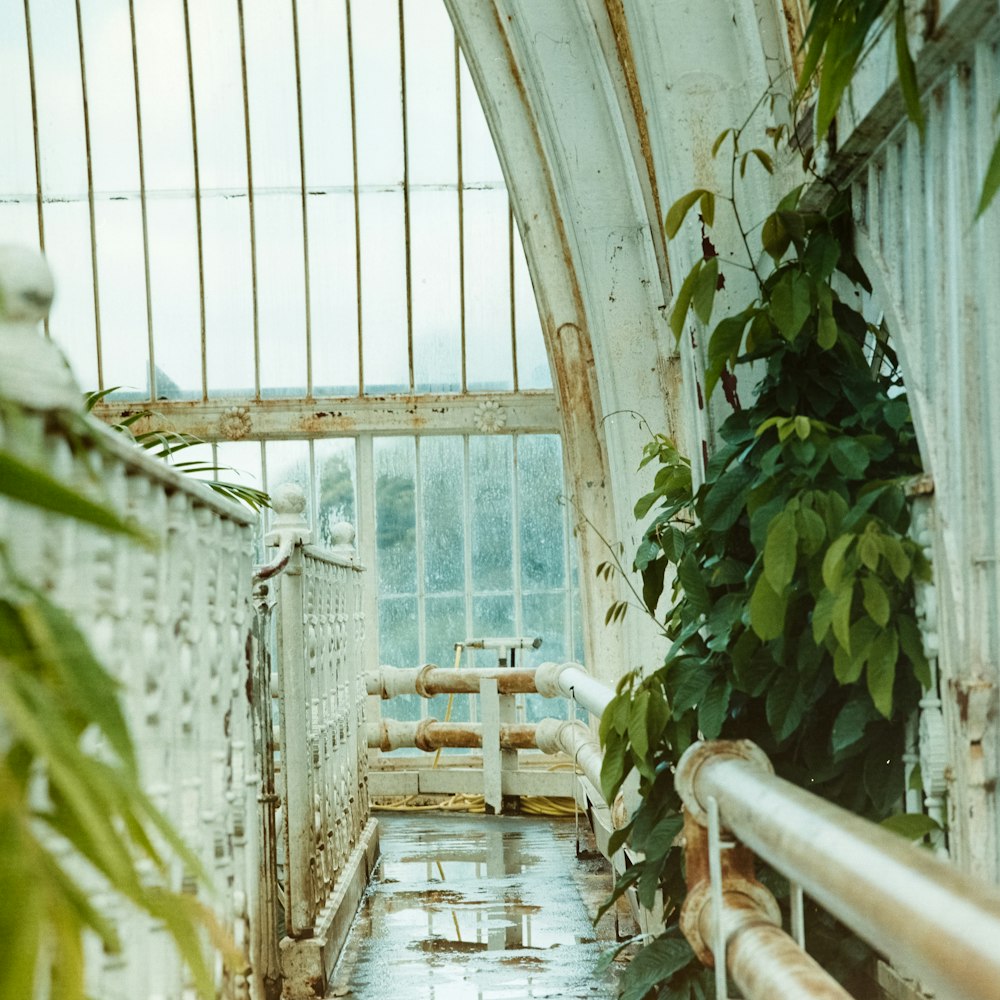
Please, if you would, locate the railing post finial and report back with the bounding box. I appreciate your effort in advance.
[329,521,357,562]
[266,482,311,548]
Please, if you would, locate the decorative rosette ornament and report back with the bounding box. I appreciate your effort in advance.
[474,399,507,433]
[218,405,252,440]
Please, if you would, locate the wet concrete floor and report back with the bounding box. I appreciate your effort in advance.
[328,812,620,998]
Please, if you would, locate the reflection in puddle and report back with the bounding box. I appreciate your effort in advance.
[328,813,618,998]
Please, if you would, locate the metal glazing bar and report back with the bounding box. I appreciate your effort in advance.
[289,0,312,399]
[74,0,103,389]
[510,436,523,655]
[22,0,45,260]
[236,0,261,399]
[509,199,517,389]
[677,741,1000,1000]
[398,0,414,391]
[127,0,156,401]
[455,33,467,393]
[180,0,207,400]
[413,437,427,715]
[344,0,363,395]
[462,435,474,682]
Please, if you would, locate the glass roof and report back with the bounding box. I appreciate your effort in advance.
[0,0,551,401]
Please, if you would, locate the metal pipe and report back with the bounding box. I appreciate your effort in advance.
[534,661,613,718]
[676,740,1000,1000]
[367,664,538,699]
[367,718,537,752]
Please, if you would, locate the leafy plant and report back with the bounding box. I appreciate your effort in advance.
[600,143,930,997]
[85,388,270,513]
[0,404,236,998]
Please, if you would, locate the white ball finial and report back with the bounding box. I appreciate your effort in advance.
[272,482,307,516]
[0,245,55,324]
[330,521,357,561]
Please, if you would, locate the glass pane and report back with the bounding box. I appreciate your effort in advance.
[471,594,515,644]
[470,435,513,593]
[459,52,503,186]
[359,191,407,393]
[0,203,41,254]
[309,191,359,395]
[420,436,465,594]
[202,196,255,397]
[32,0,89,199]
[255,192,307,398]
[95,199,149,395]
[411,190,460,392]
[188,0,247,192]
[134,0,194,192]
[514,222,551,389]
[244,0,300,191]
[0,3,38,197]
[374,436,416,595]
[378,597,420,721]
[315,438,357,548]
[425,594,469,722]
[464,188,512,390]
[298,0,354,189]
[517,435,566,591]
[147,197,201,399]
[521,592,570,722]
[80,0,140,194]
[264,439,311,526]
[45,201,99,389]
[351,0,402,187]
[403,0,456,187]
[215,440,264,492]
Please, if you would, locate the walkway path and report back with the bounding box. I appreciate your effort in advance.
[328,812,620,998]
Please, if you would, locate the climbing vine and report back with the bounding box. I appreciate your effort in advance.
[599,74,937,1000]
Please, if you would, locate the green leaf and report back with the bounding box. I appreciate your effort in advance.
[700,190,716,228]
[829,437,871,478]
[831,696,880,754]
[677,554,711,617]
[705,310,753,400]
[644,814,684,861]
[697,678,732,739]
[0,451,145,541]
[619,937,695,1000]
[832,582,855,652]
[692,257,719,325]
[600,732,629,802]
[701,461,753,532]
[764,510,798,592]
[711,128,735,158]
[894,2,925,136]
[665,188,713,239]
[770,271,811,340]
[670,660,714,715]
[822,534,854,591]
[749,148,774,174]
[628,690,652,761]
[766,669,807,743]
[761,212,791,262]
[975,134,1000,218]
[804,232,840,280]
[867,629,899,718]
[750,573,787,641]
[861,576,891,627]
[669,260,702,340]
[898,616,931,689]
[881,813,941,842]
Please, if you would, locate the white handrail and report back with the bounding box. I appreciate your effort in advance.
[676,740,1000,1000]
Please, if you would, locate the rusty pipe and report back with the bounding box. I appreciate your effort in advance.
[677,740,1000,1000]
[366,664,538,699]
[367,718,538,752]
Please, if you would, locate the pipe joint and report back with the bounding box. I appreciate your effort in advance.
[676,740,773,826]
[534,660,585,698]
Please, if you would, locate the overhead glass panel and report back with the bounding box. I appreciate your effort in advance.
[0,204,41,256]
[308,192,359,395]
[0,4,37,199]
[298,0,354,189]
[359,191,408,393]
[255,192,307,397]
[45,202,99,389]
[351,0,403,187]
[202,197,255,397]
[79,0,140,195]
[31,0,89,200]
[459,54,503,186]
[411,190,461,392]
[94,199,148,393]
[514,232,551,389]
[146,199,201,399]
[403,0,457,187]
[244,0,300,192]
[465,189,513,391]
[188,0,247,192]
[133,0,194,192]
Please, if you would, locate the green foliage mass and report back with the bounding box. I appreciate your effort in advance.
[602,187,930,998]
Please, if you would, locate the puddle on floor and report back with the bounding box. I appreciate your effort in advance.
[328,812,620,999]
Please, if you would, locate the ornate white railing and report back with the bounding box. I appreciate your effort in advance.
[254,486,374,999]
[0,251,261,1000]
